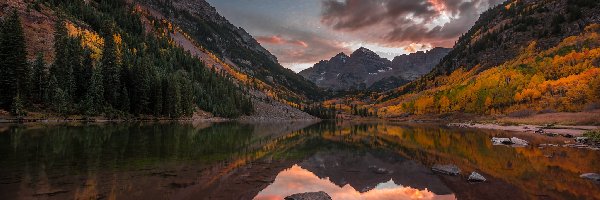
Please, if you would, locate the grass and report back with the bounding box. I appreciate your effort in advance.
[583,130,600,142]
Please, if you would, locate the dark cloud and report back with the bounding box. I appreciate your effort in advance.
[321,0,503,47]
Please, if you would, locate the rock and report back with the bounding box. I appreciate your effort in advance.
[432,164,461,175]
[285,191,332,200]
[580,173,600,182]
[535,129,544,133]
[468,172,486,182]
[491,137,528,146]
[369,166,393,174]
[510,137,528,146]
[545,132,558,137]
[575,137,589,143]
[561,134,574,138]
[492,137,512,145]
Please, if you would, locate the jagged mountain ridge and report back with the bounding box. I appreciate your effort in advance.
[299,47,450,91]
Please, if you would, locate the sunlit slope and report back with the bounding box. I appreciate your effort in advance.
[376,0,600,117]
[378,24,600,116]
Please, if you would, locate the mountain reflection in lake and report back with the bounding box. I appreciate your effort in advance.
[0,121,598,200]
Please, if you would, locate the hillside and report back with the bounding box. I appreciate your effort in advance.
[375,0,600,117]
[299,47,450,91]
[137,0,323,102]
[0,0,317,120]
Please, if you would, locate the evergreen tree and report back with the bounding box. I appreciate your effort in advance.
[31,53,47,104]
[83,66,104,115]
[100,24,121,107]
[0,11,29,110]
[119,86,130,113]
[11,94,26,117]
[50,15,74,102]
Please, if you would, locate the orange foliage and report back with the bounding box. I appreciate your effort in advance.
[378,24,600,116]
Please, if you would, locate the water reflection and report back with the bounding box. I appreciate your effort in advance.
[0,121,598,200]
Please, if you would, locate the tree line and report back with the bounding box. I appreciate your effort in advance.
[0,0,253,118]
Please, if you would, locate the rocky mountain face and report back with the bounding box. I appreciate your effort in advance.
[299,47,450,91]
[139,0,322,100]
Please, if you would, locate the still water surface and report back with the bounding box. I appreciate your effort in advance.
[0,121,598,200]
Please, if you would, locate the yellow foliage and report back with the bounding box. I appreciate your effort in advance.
[65,22,104,60]
[438,96,451,113]
[378,23,600,116]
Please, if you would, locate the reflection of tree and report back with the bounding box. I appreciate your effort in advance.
[1,122,598,199]
[0,123,260,175]
[305,123,600,200]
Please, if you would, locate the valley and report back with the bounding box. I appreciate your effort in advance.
[1,0,600,199]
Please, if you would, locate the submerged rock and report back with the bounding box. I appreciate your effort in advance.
[285,191,332,200]
[468,172,486,182]
[580,173,600,182]
[432,164,461,175]
[369,166,393,174]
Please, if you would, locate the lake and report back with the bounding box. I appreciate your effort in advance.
[0,121,598,200]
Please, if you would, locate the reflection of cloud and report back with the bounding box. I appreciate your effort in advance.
[254,165,455,200]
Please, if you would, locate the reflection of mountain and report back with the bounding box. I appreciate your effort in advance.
[1,122,599,200]
[298,150,452,195]
[313,122,600,200]
[255,164,455,200]
[0,122,317,200]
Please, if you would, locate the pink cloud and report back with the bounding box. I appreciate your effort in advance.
[257,35,309,47]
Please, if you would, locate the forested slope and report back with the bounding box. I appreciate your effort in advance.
[376,0,600,117]
[0,0,253,118]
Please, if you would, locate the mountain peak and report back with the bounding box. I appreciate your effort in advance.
[351,47,378,58]
[334,52,348,59]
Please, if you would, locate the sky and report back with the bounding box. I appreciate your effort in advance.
[206,0,505,72]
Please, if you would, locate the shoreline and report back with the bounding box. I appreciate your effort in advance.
[0,116,323,124]
[447,122,598,137]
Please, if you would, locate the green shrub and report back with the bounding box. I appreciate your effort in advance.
[583,130,600,142]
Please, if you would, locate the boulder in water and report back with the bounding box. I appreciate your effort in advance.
[432,164,461,175]
[510,137,528,146]
[580,173,600,182]
[285,191,332,200]
[468,172,486,182]
[491,137,512,145]
[491,137,528,146]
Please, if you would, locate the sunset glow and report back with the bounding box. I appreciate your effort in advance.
[254,165,456,200]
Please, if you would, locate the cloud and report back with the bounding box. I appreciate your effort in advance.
[403,43,432,53]
[266,36,352,66]
[321,0,503,47]
[257,35,309,47]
